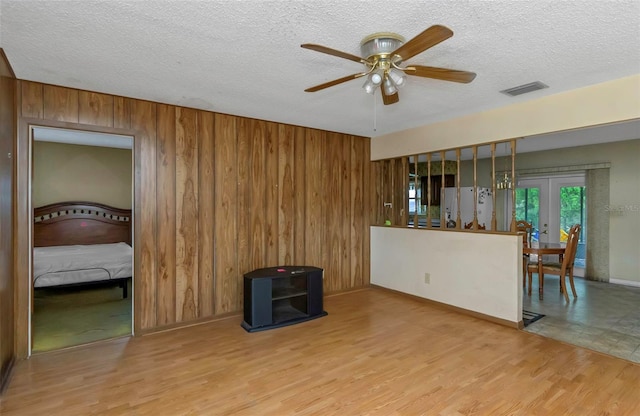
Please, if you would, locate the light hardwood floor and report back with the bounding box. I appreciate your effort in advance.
[2,288,639,415]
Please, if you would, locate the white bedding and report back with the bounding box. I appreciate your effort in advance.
[33,242,132,288]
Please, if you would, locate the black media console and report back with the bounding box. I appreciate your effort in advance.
[241,266,328,332]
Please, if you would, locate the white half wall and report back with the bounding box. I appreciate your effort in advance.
[371,226,522,324]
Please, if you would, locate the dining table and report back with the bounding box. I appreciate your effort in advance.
[523,242,567,301]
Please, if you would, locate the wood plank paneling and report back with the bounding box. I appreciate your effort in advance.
[236,118,252,281]
[113,97,131,129]
[350,137,363,288]
[197,111,215,317]
[0,73,15,390]
[304,129,323,271]
[43,85,78,123]
[323,132,342,292]
[175,107,198,322]
[382,160,392,224]
[392,158,408,226]
[264,122,278,267]
[370,161,383,225]
[341,136,352,290]
[363,141,371,285]
[278,124,295,265]
[214,114,238,314]
[79,91,113,127]
[155,104,176,326]
[250,120,266,270]
[15,81,372,350]
[293,127,306,265]
[20,81,43,119]
[131,100,157,331]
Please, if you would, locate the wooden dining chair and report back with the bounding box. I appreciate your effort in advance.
[516,220,534,287]
[527,224,581,299]
[463,222,486,230]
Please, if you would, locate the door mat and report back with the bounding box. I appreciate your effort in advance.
[523,310,545,327]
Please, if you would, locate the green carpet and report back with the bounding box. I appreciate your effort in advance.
[32,282,132,352]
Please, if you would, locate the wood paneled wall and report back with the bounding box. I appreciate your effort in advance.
[16,81,371,343]
[0,52,15,390]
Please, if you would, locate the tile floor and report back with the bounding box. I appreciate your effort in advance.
[523,274,640,363]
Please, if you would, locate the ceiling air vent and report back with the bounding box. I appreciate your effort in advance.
[500,81,548,97]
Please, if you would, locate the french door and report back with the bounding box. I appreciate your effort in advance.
[511,174,586,272]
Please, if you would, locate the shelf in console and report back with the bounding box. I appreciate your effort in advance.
[272,302,309,324]
[272,288,307,300]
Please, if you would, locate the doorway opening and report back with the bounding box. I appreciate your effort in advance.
[30,126,134,353]
[514,174,586,276]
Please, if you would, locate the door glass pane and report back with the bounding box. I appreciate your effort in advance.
[516,187,540,241]
[560,186,586,268]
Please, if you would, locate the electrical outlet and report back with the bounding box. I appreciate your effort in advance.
[424,273,431,284]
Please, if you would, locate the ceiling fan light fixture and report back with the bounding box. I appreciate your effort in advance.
[388,68,406,88]
[383,75,398,95]
[362,77,377,94]
[362,71,384,94]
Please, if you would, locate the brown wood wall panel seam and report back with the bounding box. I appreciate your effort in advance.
[175,107,199,322]
[250,120,266,270]
[197,110,215,317]
[350,137,364,287]
[342,136,353,289]
[155,104,177,326]
[213,113,238,314]
[363,142,371,285]
[304,129,323,273]
[341,136,352,290]
[293,127,306,265]
[131,100,158,330]
[264,122,279,267]
[324,132,341,292]
[277,124,295,265]
[236,118,252,285]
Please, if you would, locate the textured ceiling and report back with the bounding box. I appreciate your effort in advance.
[1,0,639,138]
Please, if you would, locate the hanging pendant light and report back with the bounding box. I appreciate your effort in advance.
[497,142,512,190]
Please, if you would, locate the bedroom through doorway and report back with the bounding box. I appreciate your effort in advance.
[30,127,134,353]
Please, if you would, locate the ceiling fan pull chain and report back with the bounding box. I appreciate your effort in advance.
[373,93,377,132]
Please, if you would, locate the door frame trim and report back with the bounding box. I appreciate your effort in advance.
[16,117,139,358]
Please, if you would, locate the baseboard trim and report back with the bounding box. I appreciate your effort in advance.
[370,284,520,329]
[610,278,640,288]
[138,312,243,337]
[0,357,15,396]
[137,287,371,337]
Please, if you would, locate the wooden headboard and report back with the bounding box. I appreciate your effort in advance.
[34,201,132,247]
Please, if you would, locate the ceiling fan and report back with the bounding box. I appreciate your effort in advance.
[301,25,476,105]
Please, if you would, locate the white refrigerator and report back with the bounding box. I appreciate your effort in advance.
[443,187,493,230]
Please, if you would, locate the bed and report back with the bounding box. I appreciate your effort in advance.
[33,201,132,298]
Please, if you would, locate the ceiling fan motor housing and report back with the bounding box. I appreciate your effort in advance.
[360,32,405,62]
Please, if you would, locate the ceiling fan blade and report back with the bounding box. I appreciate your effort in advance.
[391,25,454,62]
[305,73,367,92]
[301,43,365,64]
[405,65,477,83]
[381,86,399,105]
